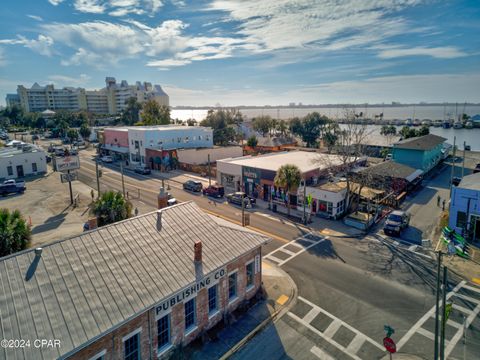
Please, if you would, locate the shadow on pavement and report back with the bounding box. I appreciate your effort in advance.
[32,213,67,235]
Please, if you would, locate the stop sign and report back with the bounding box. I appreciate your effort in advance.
[383,337,396,353]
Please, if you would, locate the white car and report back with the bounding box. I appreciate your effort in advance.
[101,156,113,163]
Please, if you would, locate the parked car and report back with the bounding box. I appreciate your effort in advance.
[0,180,26,196]
[473,163,480,174]
[452,177,462,186]
[384,154,392,161]
[226,192,256,207]
[101,156,113,163]
[31,135,39,141]
[183,180,203,192]
[73,140,86,147]
[383,210,410,236]
[202,185,225,198]
[135,165,151,175]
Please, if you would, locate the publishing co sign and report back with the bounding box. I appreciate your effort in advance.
[155,267,226,317]
[55,155,80,172]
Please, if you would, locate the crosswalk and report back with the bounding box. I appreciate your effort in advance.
[264,232,327,266]
[397,280,480,358]
[288,297,385,360]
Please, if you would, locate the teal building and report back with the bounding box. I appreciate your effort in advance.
[392,134,446,173]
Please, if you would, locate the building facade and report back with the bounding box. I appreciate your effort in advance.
[392,134,446,173]
[449,172,480,243]
[0,144,47,180]
[12,77,169,115]
[0,202,269,360]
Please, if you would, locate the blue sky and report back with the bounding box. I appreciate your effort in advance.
[0,0,479,106]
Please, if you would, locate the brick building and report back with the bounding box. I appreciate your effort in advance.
[0,202,269,359]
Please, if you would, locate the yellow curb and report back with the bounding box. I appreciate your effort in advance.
[472,278,480,285]
[276,294,289,306]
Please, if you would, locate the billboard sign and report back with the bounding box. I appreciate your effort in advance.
[55,155,80,172]
[60,172,78,183]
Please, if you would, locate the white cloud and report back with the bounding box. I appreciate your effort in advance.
[74,0,106,14]
[27,14,44,21]
[47,73,91,86]
[377,46,467,59]
[0,35,54,56]
[48,0,65,5]
[147,59,191,67]
[0,48,6,66]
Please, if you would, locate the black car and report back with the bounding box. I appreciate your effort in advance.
[383,210,410,236]
[183,180,203,192]
[226,192,256,207]
[452,177,462,186]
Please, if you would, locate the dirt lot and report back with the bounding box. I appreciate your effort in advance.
[0,169,96,247]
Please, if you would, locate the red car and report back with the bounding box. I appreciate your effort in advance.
[202,185,225,198]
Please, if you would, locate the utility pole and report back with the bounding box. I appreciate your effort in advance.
[95,160,100,198]
[303,180,307,225]
[120,160,125,197]
[462,141,466,178]
[440,266,448,360]
[434,251,442,360]
[67,169,73,205]
[449,136,456,199]
[208,154,211,187]
[241,194,245,227]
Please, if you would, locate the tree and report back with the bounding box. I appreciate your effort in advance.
[141,100,170,125]
[380,125,397,145]
[0,209,31,257]
[247,135,258,148]
[92,191,133,227]
[252,116,272,137]
[186,119,196,126]
[289,112,329,148]
[79,123,91,140]
[323,131,338,153]
[66,128,79,141]
[200,109,243,145]
[417,125,429,136]
[277,119,288,136]
[274,164,302,218]
[122,97,142,125]
[399,126,416,139]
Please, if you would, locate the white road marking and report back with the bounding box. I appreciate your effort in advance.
[462,284,480,294]
[416,327,435,341]
[264,232,327,267]
[303,308,320,324]
[452,303,473,315]
[323,319,342,338]
[310,346,336,360]
[445,303,480,358]
[397,280,466,351]
[346,334,365,354]
[453,293,480,305]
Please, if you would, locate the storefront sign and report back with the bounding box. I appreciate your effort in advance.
[155,267,226,316]
[55,155,80,172]
[243,166,260,180]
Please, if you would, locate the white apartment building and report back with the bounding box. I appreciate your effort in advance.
[11,77,169,115]
[0,144,47,180]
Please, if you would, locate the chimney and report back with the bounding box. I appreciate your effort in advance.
[194,240,202,263]
[88,217,98,230]
[157,187,168,209]
[156,210,162,231]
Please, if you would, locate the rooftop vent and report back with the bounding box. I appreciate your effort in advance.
[34,247,43,256]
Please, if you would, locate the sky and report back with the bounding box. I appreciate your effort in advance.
[0,0,479,107]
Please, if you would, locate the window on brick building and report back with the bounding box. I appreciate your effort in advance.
[228,272,237,300]
[246,262,254,289]
[123,331,140,360]
[88,349,106,360]
[157,314,170,350]
[185,298,196,330]
[208,285,218,314]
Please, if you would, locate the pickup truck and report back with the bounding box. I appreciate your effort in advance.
[0,180,26,196]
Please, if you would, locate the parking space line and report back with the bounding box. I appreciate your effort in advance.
[310,346,336,360]
[397,280,466,351]
[303,308,320,324]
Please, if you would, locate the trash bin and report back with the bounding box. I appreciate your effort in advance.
[272,204,277,212]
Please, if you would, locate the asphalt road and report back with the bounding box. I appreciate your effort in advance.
[73,151,480,359]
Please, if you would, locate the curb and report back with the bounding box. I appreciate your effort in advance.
[220,263,298,360]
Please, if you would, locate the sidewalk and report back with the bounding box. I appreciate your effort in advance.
[184,261,297,359]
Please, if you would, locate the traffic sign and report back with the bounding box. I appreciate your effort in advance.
[383,337,396,353]
[60,172,78,183]
[384,325,395,337]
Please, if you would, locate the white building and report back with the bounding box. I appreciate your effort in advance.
[13,77,169,115]
[0,144,47,180]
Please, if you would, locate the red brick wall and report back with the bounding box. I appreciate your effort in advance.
[68,247,262,359]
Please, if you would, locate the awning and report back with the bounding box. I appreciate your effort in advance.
[406,169,424,183]
[102,144,129,153]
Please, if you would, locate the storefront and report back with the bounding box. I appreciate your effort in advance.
[242,166,261,196]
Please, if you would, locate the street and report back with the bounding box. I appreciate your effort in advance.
[73,150,480,359]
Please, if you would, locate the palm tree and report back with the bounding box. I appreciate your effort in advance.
[0,209,31,257]
[92,191,133,227]
[274,164,302,218]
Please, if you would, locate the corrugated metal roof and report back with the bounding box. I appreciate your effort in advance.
[0,202,269,360]
[393,134,446,151]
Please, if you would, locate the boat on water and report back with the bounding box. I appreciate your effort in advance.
[433,119,443,127]
[421,119,432,126]
[404,118,414,126]
[453,121,463,129]
[443,120,452,129]
[394,119,403,126]
[465,121,474,129]
[413,119,421,126]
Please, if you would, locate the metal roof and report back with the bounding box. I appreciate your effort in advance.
[393,134,446,151]
[458,172,480,191]
[0,202,269,360]
[359,161,421,180]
